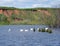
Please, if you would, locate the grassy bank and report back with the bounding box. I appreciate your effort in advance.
[0,7,60,27]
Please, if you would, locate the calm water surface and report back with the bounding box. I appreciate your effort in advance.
[0,25,60,46]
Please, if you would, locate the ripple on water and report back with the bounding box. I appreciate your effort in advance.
[0,25,60,46]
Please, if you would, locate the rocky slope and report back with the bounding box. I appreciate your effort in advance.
[0,9,20,17]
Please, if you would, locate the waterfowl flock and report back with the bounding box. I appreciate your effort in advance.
[8,27,52,33]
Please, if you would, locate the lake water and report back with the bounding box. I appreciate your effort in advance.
[0,25,60,46]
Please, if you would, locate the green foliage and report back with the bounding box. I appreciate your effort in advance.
[0,7,60,27]
[0,14,10,25]
[0,7,18,10]
[11,14,15,20]
[0,14,7,21]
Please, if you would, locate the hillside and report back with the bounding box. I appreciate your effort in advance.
[0,7,60,27]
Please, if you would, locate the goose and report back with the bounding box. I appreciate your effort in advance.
[45,27,48,31]
[20,29,23,32]
[25,29,28,32]
[8,28,11,32]
[30,28,33,31]
[37,28,39,30]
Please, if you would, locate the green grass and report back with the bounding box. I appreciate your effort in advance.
[0,7,60,27]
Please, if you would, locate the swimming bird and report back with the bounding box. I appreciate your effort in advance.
[8,28,11,32]
[37,28,39,30]
[20,29,23,32]
[37,28,41,32]
[30,28,33,31]
[45,27,48,31]
[25,29,28,32]
[33,28,35,32]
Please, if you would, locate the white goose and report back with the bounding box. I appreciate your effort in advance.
[30,28,33,31]
[20,29,23,32]
[8,28,11,32]
[25,29,28,32]
[45,27,48,31]
[37,28,39,30]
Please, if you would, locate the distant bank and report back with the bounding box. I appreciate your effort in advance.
[0,7,60,28]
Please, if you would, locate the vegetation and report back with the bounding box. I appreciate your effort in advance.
[0,7,18,10]
[0,14,9,25]
[0,7,60,28]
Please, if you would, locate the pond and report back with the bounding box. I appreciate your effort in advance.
[0,25,60,46]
